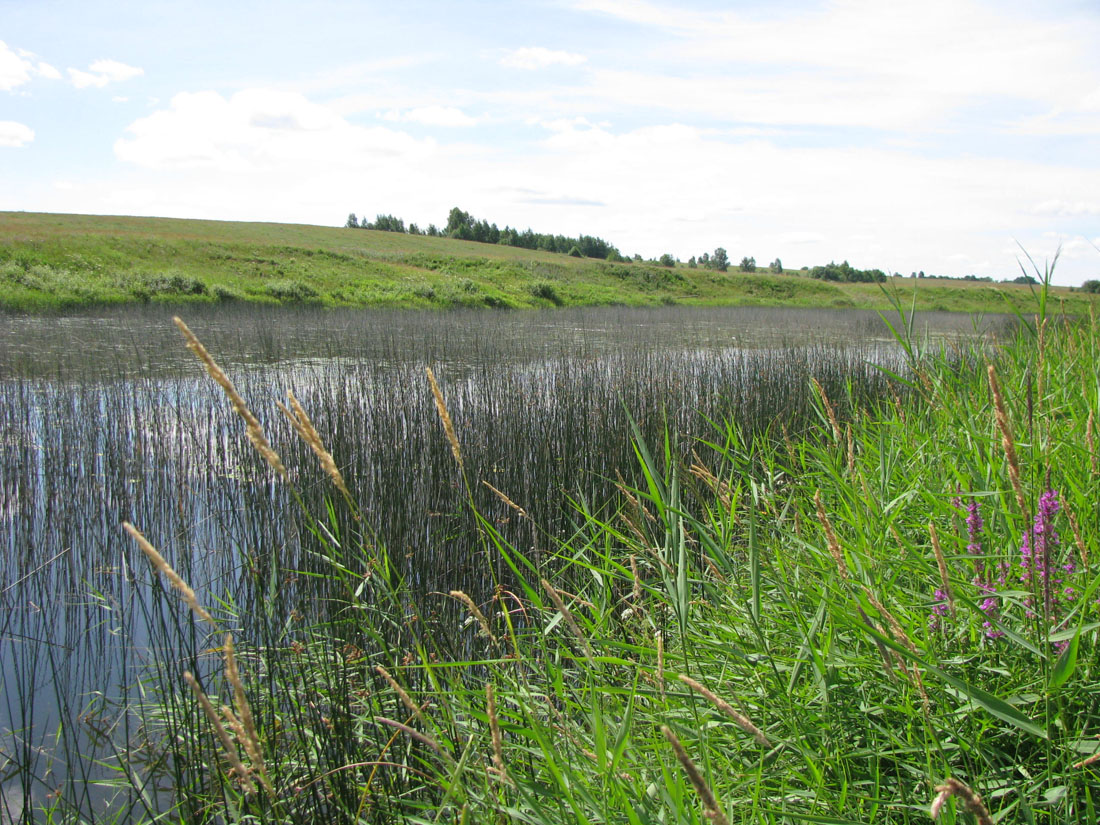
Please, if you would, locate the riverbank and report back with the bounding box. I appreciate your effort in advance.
[2,211,1093,314]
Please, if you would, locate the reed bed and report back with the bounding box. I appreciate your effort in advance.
[5,301,1088,824]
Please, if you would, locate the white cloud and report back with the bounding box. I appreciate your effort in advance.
[1,41,32,90]
[382,106,478,127]
[570,0,1100,132]
[115,88,436,170]
[500,47,587,70]
[0,121,34,147]
[1,40,61,90]
[1031,200,1100,217]
[68,59,143,89]
[35,61,61,80]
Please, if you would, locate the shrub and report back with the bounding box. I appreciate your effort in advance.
[529,282,563,305]
[265,280,318,301]
[144,273,207,296]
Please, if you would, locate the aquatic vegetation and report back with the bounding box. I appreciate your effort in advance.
[1,296,1097,823]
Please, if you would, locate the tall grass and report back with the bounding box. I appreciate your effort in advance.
[6,301,1095,823]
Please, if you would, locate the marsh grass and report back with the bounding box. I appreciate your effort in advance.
[2,296,1097,823]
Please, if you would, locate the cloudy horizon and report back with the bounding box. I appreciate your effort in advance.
[2,0,1099,284]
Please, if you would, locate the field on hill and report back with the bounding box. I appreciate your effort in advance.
[1,211,1093,314]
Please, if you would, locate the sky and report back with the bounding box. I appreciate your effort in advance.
[2,0,1100,285]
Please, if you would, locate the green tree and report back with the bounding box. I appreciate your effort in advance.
[740,256,756,273]
[659,253,675,268]
[445,207,472,236]
[712,248,729,272]
[770,258,782,273]
[345,213,359,228]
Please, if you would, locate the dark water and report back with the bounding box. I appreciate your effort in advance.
[0,304,1011,821]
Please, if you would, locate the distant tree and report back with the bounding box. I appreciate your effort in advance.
[1082,279,1100,293]
[770,258,782,273]
[568,245,583,257]
[659,253,675,268]
[633,253,643,262]
[1011,274,1038,285]
[368,214,406,233]
[712,248,729,272]
[699,252,711,268]
[446,207,473,236]
[346,213,359,228]
[408,223,421,235]
[740,256,756,273]
[687,256,697,268]
[426,224,440,237]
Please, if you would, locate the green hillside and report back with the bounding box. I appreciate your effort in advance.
[0,211,1093,314]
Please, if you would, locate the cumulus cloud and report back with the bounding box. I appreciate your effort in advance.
[0,121,34,147]
[500,47,587,70]
[1,40,60,90]
[115,88,436,170]
[68,59,143,89]
[381,106,478,127]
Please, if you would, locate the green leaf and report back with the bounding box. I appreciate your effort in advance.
[1049,629,1080,692]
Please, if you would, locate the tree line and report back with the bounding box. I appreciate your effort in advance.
[348,208,1060,286]
[346,208,624,261]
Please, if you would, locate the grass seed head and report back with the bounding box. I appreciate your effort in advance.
[279,391,352,502]
[661,725,729,825]
[425,366,463,471]
[813,491,850,581]
[173,316,287,480]
[184,671,256,795]
[677,674,771,748]
[931,777,993,825]
[123,522,216,626]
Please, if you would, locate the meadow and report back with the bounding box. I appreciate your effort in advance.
[1,285,1096,823]
[2,211,1096,315]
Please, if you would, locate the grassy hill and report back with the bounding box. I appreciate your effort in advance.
[0,210,1093,314]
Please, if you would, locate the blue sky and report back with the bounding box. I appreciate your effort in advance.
[2,0,1099,284]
